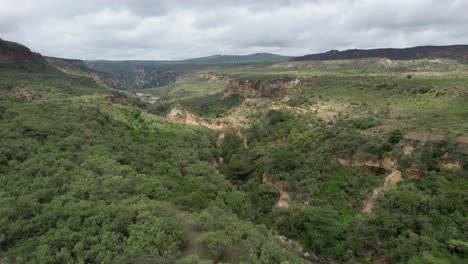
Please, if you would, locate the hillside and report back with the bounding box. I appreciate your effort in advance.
[0,38,41,64]
[292,45,468,62]
[0,38,60,73]
[45,57,122,88]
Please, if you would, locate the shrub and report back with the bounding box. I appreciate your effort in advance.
[126,217,186,257]
[389,129,403,144]
[418,87,431,94]
[266,109,292,126]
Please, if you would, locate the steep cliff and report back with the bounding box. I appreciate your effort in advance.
[166,104,232,130]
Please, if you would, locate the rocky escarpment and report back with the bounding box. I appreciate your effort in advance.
[85,61,183,89]
[167,104,249,148]
[129,67,179,88]
[0,38,42,64]
[224,78,300,98]
[292,45,468,62]
[167,104,231,130]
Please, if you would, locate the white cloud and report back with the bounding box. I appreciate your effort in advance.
[0,0,467,60]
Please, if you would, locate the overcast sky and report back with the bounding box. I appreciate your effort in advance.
[1,0,467,60]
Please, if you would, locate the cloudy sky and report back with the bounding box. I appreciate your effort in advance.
[1,0,467,60]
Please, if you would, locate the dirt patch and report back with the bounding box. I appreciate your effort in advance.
[403,145,414,156]
[309,101,346,122]
[404,129,447,142]
[407,164,423,180]
[441,162,463,171]
[363,170,403,213]
[262,173,290,208]
[457,135,468,144]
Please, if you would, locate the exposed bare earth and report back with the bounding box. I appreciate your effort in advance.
[262,173,290,208]
[166,104,249,148]
[363,170,403,213]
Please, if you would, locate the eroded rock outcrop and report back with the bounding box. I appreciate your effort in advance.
[338,157,397,175]
[224,78,300,98]
[167,104,230,130]
[167,104,249,148]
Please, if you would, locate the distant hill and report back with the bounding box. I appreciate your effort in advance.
[0,38,58,73]
[0,38,41,64]
[291,45,468,62]
[180,53,292,64]
[45,57,122,88]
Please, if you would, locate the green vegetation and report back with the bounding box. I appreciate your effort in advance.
[218,109,467,263]
[0,97,302,263]
[0,63,302,263]
[1,51,467,263]
[144,75,244,118]
[0,65,109,101]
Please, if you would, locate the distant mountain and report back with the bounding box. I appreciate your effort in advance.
[291,45,468,62]
[180,53,292,64]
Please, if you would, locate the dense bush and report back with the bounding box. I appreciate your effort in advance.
[0,98,301,263]
[389,129,403,144]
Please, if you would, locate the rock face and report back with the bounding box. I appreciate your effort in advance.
[224,78,300,98]
[0,38,41,64]
[167,104,231,130]
[130,67,179,88]
[338,158,397,175]
[167,104,249,149]
[292,45,468,62]
[85,61,182,89]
